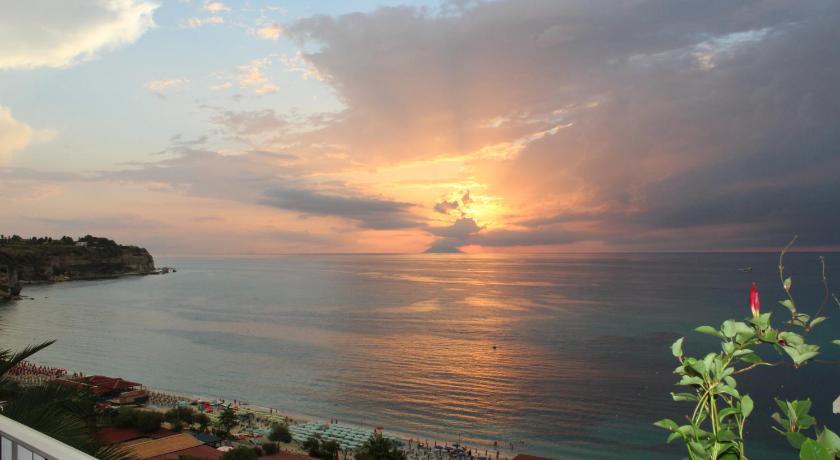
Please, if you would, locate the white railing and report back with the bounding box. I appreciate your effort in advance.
[0,414,97,460]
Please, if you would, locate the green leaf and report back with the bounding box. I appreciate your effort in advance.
[671,337,684,358]
[722,320,737,338]
[780,331,805,346]
[751,312,772,329]
[780,299,797,313]
[723,375,737,388]
[722,341,735,355]
[795,312,811,326]
[786,431,808,450]
[738,353,764,364]
[784,277,792,291]
[794,400,813,421]
[718,384,740,399]
[689,441,708,457]
[759,328,778,342]
[696,325,723,338]
[810,317,827,328]
[833,340,840,346]
[783,343,820,365]
[800,439,833,460]
[677,376,704,386]
[717,429,737,442]
[741,395,754,418]
[775,398,792,418]
[817,428,840,454]
[653,419,679,431]
[718,407,739,420]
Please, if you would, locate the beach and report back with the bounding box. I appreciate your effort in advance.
[8,360,521,460]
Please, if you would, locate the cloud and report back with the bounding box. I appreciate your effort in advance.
[0,0,158,70]
[99,147,421,231]
[203,1,230,13]
[256,23,283,41]
[433,190,471,216]
[211,109,288,136]
[206,58,279,96]
[286,0,840,251]
[424,217,481,253]
[181,15,224,28]
[261,187,419,230]
[5,0,840,253]
[278,52,325,81]
[144,78,189,97]
[209,81,233,91]
[181,1,229,28]
[25,215,164,232]
[234,58,278,94]
[0,107,54,164]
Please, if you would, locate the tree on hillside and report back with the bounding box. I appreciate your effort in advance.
[268,423,292,443]
[217,406,237,437]
[194,412,210,430]
[355,434,406,460]
[304,437,341,460]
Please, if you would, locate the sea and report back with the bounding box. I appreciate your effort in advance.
[2,252,839,459]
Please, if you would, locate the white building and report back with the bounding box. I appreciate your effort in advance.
[1,414,97,460]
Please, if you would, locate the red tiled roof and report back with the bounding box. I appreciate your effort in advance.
[145,444,224,460]
[512,455,553,460]
[126,433,204,459]
[96,427,175,445]
[56,375,141,396]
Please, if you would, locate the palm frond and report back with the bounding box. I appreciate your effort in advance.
[0,340,56,376]
[95,444,139,460]
[3,400,93,451]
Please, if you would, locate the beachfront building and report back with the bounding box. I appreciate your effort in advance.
[96,427,223,459]
[54,375,148,404]
[0,414,98,460]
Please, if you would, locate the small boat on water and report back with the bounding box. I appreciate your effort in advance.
[737,267,753,272]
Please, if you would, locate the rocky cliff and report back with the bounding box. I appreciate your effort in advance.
[0,236,156,298]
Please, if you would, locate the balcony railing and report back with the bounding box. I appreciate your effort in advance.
[0,414,97,460]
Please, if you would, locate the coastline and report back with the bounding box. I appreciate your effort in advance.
[11,363,522,460]
[18,270,161,285]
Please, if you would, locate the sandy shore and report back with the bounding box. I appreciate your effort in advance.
[11,364,522,460]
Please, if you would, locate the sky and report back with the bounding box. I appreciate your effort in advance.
[1,0,839,255]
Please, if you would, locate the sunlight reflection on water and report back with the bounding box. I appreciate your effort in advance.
[1,253,838,459]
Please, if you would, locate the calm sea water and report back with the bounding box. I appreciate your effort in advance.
[2,253,839,459]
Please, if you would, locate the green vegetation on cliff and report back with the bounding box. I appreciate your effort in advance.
[0,235,155,295]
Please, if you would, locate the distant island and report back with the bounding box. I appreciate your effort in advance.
[0,235,156,299]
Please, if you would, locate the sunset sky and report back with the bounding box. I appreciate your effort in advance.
[1,0,839,254]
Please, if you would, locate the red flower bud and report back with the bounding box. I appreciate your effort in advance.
[750,282,761,318]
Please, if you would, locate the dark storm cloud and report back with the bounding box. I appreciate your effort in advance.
[98,148,422,231]
[261,187,419,230]
[286,0,840,250]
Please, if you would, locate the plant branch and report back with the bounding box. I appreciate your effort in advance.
[779,235,798,312]
[807,256,830,331]
[732,361,787,375]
